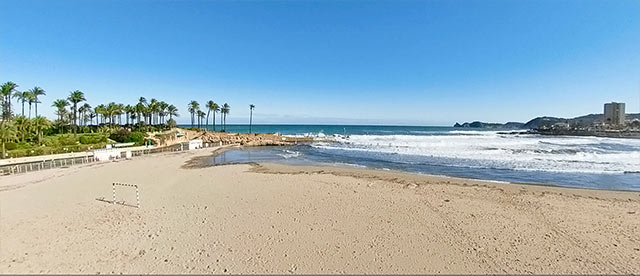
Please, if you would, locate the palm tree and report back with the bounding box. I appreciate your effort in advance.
[220,104,224,130]
[221,103,230,131]
[167,105,178,121]
[31,116,51,143]
[67,90,86,126]
[116,103,125,125]
[134,102,145,124]
[167,105,179,120]
[13,91,29,116]
[149,98,158,125]
[88,110,97,126]
[158,101,168,124]
[30,87,46,117]
[52,99,70,121]
[206,100,216,130]
[83,103,92,126]
[94,105,106,125]
[188,100,199,128]
[249,104,255,133]
[1,82,18,121]
[0,122,17,158]
[211,102,220,131]
[198,110,207,128]
[106,102,120,125]
[13,115,31,142]
[78,103,91,126]
[137,97,147,124]
[124,105,133,125]
[25,91,35,118]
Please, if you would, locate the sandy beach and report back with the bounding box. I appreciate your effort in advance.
[1,148,639,274]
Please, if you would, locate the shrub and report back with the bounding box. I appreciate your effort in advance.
[7,149,29,158]
[79,134,107,144]
[16,142,34,150]
[42,136,60,147]
[109,130,146,145]
[58,134,78,146]
[77,126,91,134]
[126,132,146,145]
[5,142,18,150]
[109,129,130,143]
[31,147,49,156]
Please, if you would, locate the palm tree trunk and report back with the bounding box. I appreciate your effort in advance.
[250,110,253,133]
[21,102,24,116]
[73,104,77,126]
[206,110,210,130]
[213,113,216,132]
[28,104,32,118]
[35,103,38,117]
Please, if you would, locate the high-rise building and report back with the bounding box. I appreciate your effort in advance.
[604,102,625,125]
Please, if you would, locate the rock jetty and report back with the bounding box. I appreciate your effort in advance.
[148,128,312,147]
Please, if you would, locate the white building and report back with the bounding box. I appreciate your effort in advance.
[604,102,625,125]
[188,139,203,150]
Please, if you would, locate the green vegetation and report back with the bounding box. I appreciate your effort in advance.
[3,133,110,158]
[188,100,231,131]
[109,130,146,145]
[0,80,245,159]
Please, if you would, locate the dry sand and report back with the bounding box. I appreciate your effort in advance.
[1,148,639,274]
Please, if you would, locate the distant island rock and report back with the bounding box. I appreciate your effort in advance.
[455,113,640,129]
[453,121,524,129]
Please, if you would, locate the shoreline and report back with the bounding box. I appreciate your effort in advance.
[1,147,639,273]
[188,145,640,194]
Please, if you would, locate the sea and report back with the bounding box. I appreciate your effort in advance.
[179,124,640,191]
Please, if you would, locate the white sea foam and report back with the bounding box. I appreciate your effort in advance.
[311,132,640,174]
[277,149,301,159]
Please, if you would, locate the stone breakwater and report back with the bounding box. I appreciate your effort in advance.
[149,128,313,147]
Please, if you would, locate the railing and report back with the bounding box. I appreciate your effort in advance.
[0,141,227,176]
[0,155,97,175]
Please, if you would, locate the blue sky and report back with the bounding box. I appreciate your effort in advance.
[1,0,639,125]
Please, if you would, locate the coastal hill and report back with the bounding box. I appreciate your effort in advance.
[453,121,524,129]
[455,113,640,129]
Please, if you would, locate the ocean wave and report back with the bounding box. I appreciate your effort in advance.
[277,149,301,159]
[308,134,640,174]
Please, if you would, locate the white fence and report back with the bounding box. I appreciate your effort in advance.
[0,141,225,176]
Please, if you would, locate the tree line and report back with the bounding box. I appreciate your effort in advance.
[0,81,180,158]
[1,80,256,158]
[185,100,255,132]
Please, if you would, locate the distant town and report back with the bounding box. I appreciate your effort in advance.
[454,102,640,139]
